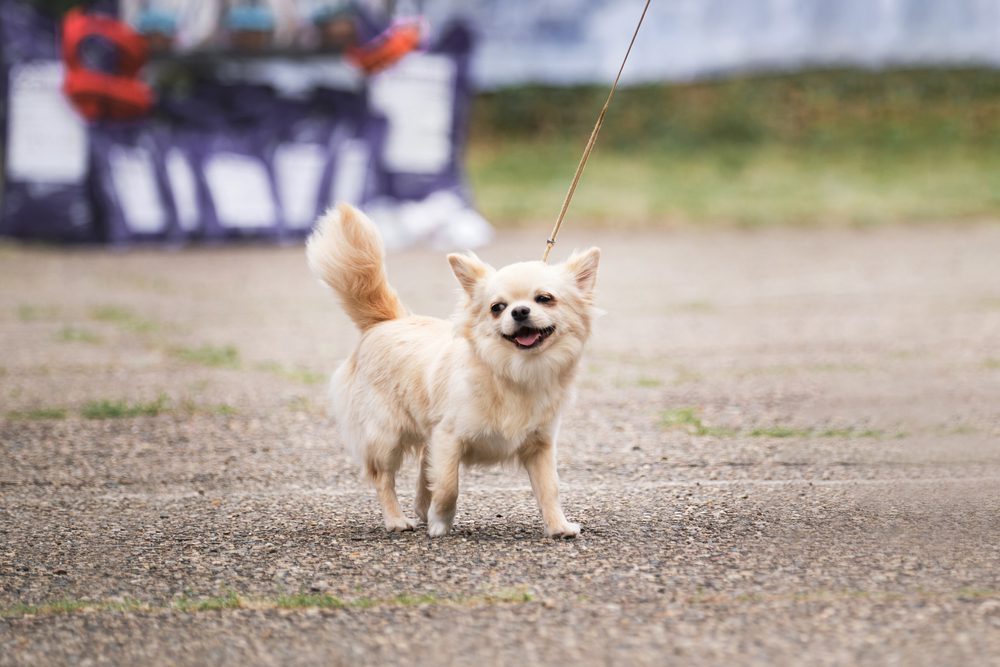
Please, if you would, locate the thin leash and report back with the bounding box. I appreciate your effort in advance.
[542,0,652,262]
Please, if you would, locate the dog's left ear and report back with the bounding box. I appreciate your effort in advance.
[564,247,601,294]
[448,252,492,296]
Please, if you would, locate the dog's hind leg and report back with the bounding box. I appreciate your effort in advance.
[414,447,431,523]
[368,457,416,533]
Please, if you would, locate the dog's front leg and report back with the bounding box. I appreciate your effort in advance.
[521,436,580,539]
[427,429,462,537]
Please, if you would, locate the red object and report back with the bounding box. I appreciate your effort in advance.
[61,8,152,121]
[348,22,422,74]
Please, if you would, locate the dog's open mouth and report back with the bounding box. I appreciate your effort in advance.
[502,325,555,350]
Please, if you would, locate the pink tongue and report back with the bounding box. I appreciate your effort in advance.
[515,331,541,347]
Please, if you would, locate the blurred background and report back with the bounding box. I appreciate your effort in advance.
[1,0,998,247]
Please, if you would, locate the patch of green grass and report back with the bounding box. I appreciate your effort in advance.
[749,426,813,438]
[660,410,891,439]
[178,399,238,416]
[660,407,735,437]
[469,68,1000,226]
[171,345,240,368]
[669,301,715,313]
[1,602,40,617]
[90,305,157,333]
[81,396,169,419]
[636,376,662,388]
[276,593,345,610]
[817,428,886,438]
[751,426,888,439]
[0,599,97,617]
[55,326,102,344]
[256,361,325,384]
[172,591,241,612]
[16,304,59,321]
[984,358,1000,370]
[6,407,68,421]
[484,588,535,604]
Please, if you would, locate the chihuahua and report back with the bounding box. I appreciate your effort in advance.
[307,204,600,538]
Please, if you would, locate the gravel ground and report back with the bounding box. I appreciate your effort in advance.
[1,226,999,666]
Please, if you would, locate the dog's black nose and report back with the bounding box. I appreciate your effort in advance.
[511,306,530,322]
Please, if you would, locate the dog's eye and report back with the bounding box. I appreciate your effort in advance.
[490,302,507,315]
[535,293,554,304]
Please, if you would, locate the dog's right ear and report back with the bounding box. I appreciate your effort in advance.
[448,252,491,296]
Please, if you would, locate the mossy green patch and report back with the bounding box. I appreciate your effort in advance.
[256,361,326,384]
[171,344,240,368]
[276,593,345,610]
[55,326,102,344]
[16,304,59,321]
[6,407,68,420]
[660,407,736,437]
[90,305,157,333]
[81,396,169,419]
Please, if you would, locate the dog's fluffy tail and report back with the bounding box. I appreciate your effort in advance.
[307,203,406,331]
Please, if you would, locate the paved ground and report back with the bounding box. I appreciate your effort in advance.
[1,225,999,666]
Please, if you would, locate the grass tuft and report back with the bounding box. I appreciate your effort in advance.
[749,426,812,438]
[55,326,102,344]
[81,396,169,419]
[90,305,157,333]
[6,407,68,421]
[276,593,345,610]
[661,407,735,437]
[16,304,59,321]
[256,361,326,384]
[171,345,240,368]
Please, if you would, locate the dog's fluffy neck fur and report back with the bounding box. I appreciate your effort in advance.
[461,332,578,442]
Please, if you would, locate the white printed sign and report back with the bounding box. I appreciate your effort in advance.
[6,61,87,183]
[203,153,276,228]
[369,54,455,174]
[274,142,326,229]
[166,149,200,231]
[108,145,167,233]
[330,138,369,206]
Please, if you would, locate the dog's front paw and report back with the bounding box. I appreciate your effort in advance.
[427,506,453,537]
[385,516,417,533]
[427,520,452,537]
[546,521,581,539]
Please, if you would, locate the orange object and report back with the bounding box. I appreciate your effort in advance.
[347,22,422,74]
[61,8,152,121]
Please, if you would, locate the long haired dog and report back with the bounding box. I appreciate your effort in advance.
[307,204,600,538]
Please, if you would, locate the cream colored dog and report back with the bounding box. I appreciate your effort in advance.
[307,203,600,538]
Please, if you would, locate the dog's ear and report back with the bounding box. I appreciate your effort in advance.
[448,252,492,296]
[564,247,601,294]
